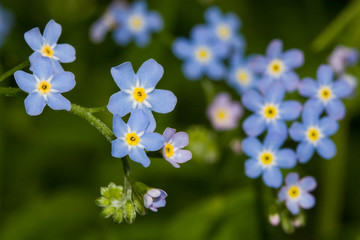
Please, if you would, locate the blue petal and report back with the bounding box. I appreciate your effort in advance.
[112,114,128,139]
[137,59,164,89]
[43,19,62,46]
[276,149,297,169]
[53,44,76,63]
[286,200,300,215]
[242,114,266,137]
[147,89,177,114]
[163,127,176,142]
[111,62,137,90]
[50,72,75,92]
[141,132,164,151]
[257,76,273,94]
[173,149,192,163]
[285,172,299,185]
[47,93,71,111]
[204,6,221,24]
[326,99,345,121]
[24,27,43,51]
[298,77,317,97]
[299,176,317,191]
[172,132,189,148]
[128,109,150,133]
[182,60,203,80]
[225,12,241,30]
[241,90,263,112]
[134,32,151,47]
[316,138,336,159]
[51,58,65,74]
[14,71,37,93]
[280,100,302,121]
[147,11,163,31]
[278,187,287,201]
[302,100,323,125]
[172,38,193,60]
[297,142,315,163]
[242,137,262,159]
[263,132,286,150]
[283,49,304,68]
[317,64,333,85]
[129,147,151,167]
[24,93,46,116]
[268,120,288,139]
[211,42,228,58]
[265,82,285,103]
[112,27,132,46]
[332,80,352,98]
[32,57,53,80]
[107,91,133,117]
[111,139,129,158]
[266,39,283,58]
[319,117,339,136]
[244,159,263,178]
[249,55,267,74]
[206,61,226,80]
[142,108,156,132]
[289,122,306,142]
[190,25,212,42]
[263,167,282,188]
[298,193,315,209]
[280,71,299,92]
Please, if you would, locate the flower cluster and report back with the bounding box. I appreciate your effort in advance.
[90,0,163,47]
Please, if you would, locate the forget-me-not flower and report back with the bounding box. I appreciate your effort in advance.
[112,0,163,47]
[278,172,317,215]
[250,39,304,93]
[298,64,352,120]
[242,82,302,137]
[162,127,192,168]
[242,132,297,188]
[24,19,76,73]
[14,58,75,116]
[328,45,359,74]
[107,58,177,132]
[172,25,227,80]
[111,109,164,167]
[144,188,167,212]
[289,102,338,163]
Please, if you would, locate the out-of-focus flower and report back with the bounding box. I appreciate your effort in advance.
[328,45,359,74]
[250,39,304,93]
[111,110,164,167]
[14,58,75,116]
[242,82,302,137]
[341,73,358,94]
[269,213,280,226]
[278,172,317,215]
[107,59,177,132]
[289,103,338,163]
[24,19,76,73]
[143,188,167,212]
[298,65,352,120]
[112,0,163,47]
[0,4,14,48]
[207,92,242,131]
[172,25,227,80]
[230,138,242,155]
[162,127,192,168]
[242,132,297,188]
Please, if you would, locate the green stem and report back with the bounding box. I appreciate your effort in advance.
[254,179,269,240]
[123,157,133,199]
[0,87,24,97]
[200,78,216,104]
[0,60,30,82]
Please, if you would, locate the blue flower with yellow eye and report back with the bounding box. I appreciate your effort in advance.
[112,0,163,47]
[242,82,302,137]
[278,172,317,215]
[289,102,338,163]
[298,64,352,121]
[250,39,304,93]
[14,58,75,116]
[111,110,165,167]
[24,19,76,73]
[243,132,297,188]
[204,6,245,54]
[227,54,258,94]
[172,25,227,80]
[107,59,177,132]
[0,4,13,48]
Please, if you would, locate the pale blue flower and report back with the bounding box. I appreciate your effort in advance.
[328,45,358,74]
[144,188,167,212]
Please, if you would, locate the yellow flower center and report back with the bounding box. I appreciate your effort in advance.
[260,152,274,165]
[133,88,147,102]
[195,47,212,63]
[236,69,250,85]
[216,109,227,120]
[125,132,140,146]
[318,86,332,102]
[129,15,144,32]
[268,59,284,76]
[288,186,300,198]
[216,24,231,40]
[164,143,174,158]
[263,105,278,119]
[41,45,54,58]
[307,127,321,142]
[37,81,51,94]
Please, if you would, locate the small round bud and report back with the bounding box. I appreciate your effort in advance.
[95,197,111,207]
[133,193,146,215]
[123,201,136,224]
[101,206,116,218]
[113,207,124,223]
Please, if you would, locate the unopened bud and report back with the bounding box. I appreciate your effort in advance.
[123,201,136,224]
[101,206,116,218]
[113,207,124,223]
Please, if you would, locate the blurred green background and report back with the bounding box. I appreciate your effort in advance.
[1,0,360,239]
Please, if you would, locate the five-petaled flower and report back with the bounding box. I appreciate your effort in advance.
[14,57,75,116]
[143,188,167,212]
[278,172,317,215]
[107,58,177,132]
[111,109,164,167]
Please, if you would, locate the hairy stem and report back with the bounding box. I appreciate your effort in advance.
[0,60,30,82]
[0,87,24,97]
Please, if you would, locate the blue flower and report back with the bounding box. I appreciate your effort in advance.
[111,109,165,167]
[278,172,317,215]
[172,25,227,80]
[204,6,245,54]
[242,82,302,137]
[289,102,338,163]
[298,64,352,120]
[227,54,258,94]
[242,132,297,188]
[328,45,359,74]
[250,39,304,93]
[0,4,13,48]
[14,58,75,116]
[24,19,76,73]
[107,58,177,132]
[144,188,167,212]
[112,0,163,47]
[162,127,192,168]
